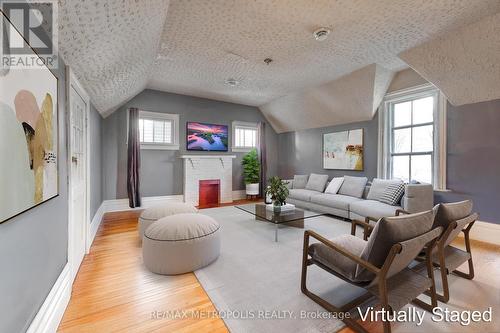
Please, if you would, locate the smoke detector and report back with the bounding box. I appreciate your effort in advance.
[225,78,240,86]
[313,28,330,41]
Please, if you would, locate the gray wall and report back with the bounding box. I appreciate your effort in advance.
[435,99,500,224]
[89,104,103,218]
[0,63,68,332]
[102,89,278,199]
[277,113,379,180]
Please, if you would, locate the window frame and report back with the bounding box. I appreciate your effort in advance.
[378,84,447,189]
[137,110,179,150]
[232,121,259,152]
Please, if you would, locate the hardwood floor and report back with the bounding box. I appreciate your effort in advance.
[59,203,499,333]
[57,209,229,333]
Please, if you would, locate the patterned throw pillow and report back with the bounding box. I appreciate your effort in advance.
[379,183,405,206]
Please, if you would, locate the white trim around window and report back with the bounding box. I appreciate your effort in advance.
[138,110,179,150]
[378,84,448,190]
[232,121,259,152]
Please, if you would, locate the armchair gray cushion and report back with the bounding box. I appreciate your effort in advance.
[292,175,309,189]
[309,234,367,280]
[356,210,434,281]
[432,200,473,229]
[305,173,329,192]
[338,176,368,198]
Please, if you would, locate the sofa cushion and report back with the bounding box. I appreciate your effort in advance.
[288,189,320,202]
[366,178,403,201]
[356,210,434,281]
[350,200,401,219]
[292,175,309,189]
[325,177,344,194]
[305,173,329,192]
[379,183,406,206]
[310,193,363,211]
[338,176,368,198]
[309,234,367,280]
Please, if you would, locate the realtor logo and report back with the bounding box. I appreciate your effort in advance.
[1,0,58,69]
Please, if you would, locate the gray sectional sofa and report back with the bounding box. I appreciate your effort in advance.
[285,174,433,220]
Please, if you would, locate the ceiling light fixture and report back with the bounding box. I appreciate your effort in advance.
[313,28,330,41]
[225,78,240,86]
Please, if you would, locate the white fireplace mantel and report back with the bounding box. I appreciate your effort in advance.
[180,155,236,206]
[179,155,236,159]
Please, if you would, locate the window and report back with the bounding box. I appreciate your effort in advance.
[379,85,447,189]
[137,111,179,150]
[232,121,258,152]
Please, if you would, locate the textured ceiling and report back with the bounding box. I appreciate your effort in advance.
[399,12,500,106]
[57,0,500,127]
[58,0,170,115]
[261,64,394,133]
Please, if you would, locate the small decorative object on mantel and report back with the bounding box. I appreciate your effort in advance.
[323,128,364,171]
[265,176,290,213]
[242,148,260,199]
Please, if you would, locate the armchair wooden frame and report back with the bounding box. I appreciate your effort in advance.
[301,229,439,333]
[425,214,477,302]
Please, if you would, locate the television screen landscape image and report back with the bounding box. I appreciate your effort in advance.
[187,122,229,151]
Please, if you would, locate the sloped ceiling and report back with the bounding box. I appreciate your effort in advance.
[58,0,170,115]
[57,0,500,129]
[260,64,394,133]
[399,12,500,106]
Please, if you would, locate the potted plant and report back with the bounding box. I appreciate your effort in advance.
[266,176,290,212]
[242,148,260,196]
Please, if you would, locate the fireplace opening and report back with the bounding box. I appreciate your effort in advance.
[198,179,220,208]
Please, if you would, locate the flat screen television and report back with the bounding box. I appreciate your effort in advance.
[186,122,229,151]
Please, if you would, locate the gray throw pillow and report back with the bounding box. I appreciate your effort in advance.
[355,210,434,281]
[338,176,368,198]
[305,174,329,192]
[292,175,309,189]
[367,178,403,201]
[378,183,405,206]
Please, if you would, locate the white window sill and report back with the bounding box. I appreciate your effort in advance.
[141,144,179,151]
[433,188,452,193]
[232,147,255,153]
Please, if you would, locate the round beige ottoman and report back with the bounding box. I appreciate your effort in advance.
[138,202,197,239]
[142,213,221,275]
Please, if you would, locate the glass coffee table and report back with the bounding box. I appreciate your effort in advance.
[235,203,325,242]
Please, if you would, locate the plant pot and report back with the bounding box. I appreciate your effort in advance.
[246,183,259,195]
[273,204,281,213]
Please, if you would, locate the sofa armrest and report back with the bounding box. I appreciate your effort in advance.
[402,183,433,213]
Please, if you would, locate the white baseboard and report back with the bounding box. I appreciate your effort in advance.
[27,264,71,333]
[103,195,184,212]
[464,220,500,245]
[87,202,105,253]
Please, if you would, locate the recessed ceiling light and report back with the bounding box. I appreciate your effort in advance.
[225,78,240,86]
[313,28,330,41]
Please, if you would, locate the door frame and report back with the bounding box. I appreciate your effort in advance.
[66,66,91,283]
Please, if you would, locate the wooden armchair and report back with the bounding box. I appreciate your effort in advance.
[302,210,442,333]
[383,200,477,303]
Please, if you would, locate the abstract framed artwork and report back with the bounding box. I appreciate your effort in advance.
[323,129,363,171]
[0,12,59,223]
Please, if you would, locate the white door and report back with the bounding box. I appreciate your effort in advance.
[69,85,87,280]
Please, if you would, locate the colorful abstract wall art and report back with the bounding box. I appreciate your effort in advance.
[323,129,363,170]
[0,14,58,223]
